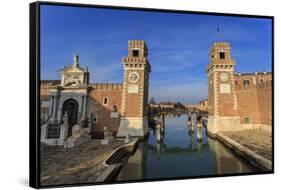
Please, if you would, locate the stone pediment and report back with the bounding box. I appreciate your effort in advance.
[60,65,85,73]
[59,54,89,87]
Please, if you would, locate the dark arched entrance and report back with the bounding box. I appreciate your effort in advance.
[62,99,79,137]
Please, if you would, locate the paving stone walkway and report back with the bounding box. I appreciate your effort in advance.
[222,129,272,160]
[40,140,124,186]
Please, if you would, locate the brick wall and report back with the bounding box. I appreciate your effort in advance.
[234,73,272,125]
[257,80,272,125]
[88,83,123,138]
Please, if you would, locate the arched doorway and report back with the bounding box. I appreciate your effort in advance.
[62,99,79,137]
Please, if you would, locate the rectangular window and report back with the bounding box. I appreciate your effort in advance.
[132,49,139,57]
[243,80,250,87]
[103,97,108,105]
[244,117,251,124]
[219,52,225,59]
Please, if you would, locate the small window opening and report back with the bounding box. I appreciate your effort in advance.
[103,97,108,105]
[132,49,139,57]
[219,52,225,59]
[93,117,97,123]
[244,117,251,124]
[243,80,250,87]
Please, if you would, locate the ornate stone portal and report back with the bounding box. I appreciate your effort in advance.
[41,54,91,146]
[49,54,90,126]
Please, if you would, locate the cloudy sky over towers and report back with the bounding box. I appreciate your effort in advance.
[40,5,272,104]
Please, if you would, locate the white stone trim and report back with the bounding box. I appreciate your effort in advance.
[207,68,234,76]
[117,116,149,137]
[207,116,241,135]
[124,67,145,70]
[213,72,219,116]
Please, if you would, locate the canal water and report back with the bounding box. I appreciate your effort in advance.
[117,113,257,181]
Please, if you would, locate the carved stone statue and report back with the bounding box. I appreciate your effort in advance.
[63,112,68,125]
[64,124,91,148]
[64,75,81,87]
[112,105,117,112]
[77,112,82,123]
[73,54,79,67]
[101,126,113,145]
[88,112,93,123]
[125,133,130,143]
[103,126,108,139]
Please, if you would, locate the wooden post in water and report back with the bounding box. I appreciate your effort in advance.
[160,113,165,138]
[160,113,165,126]
[156,122,162,143]
[197,121,202,142]
[191,113,195,133]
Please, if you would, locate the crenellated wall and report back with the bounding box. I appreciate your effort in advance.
[92,83,123,91]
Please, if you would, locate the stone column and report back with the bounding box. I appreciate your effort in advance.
[79,96,84,120]
[82,95,87,121]
[49,96,54,118]
[52,95,58,123]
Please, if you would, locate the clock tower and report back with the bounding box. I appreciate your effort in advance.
[117,40,151,137]
[206,42,240,135]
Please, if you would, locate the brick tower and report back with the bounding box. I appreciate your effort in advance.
[117,40,151,137]
[206,42,240,135]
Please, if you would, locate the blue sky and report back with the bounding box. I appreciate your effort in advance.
[40,5,272,104]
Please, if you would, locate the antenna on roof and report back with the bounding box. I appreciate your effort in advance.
[215,23,225,42]
[216,23,221,39]
[216,23,220,33]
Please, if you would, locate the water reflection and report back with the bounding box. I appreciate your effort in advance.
[117,113,257,181]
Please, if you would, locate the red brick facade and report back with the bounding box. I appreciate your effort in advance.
[206,42,272,131]
[88,83,123,138]
[234,72,272,125]
[40,40,151,139]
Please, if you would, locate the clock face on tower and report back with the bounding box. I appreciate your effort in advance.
[220,73,229,81]
[128,72,139,83]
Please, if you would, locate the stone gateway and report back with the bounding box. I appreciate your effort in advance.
[40,40,151,145]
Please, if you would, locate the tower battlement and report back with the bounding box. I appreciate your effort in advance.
[124,40,148,60]
[92,83,123,91]
[212,42,230,47]
[127,40,147,56]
